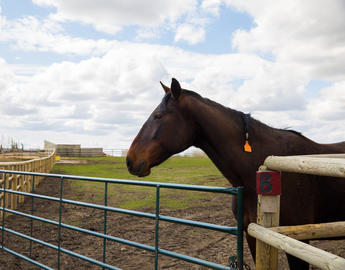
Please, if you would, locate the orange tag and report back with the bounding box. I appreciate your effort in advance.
[244,140,252,152]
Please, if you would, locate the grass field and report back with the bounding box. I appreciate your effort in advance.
[52,156,231,210]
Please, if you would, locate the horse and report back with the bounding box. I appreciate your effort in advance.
[126,78,345,269]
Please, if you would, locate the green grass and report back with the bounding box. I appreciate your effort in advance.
[52,156,230,210]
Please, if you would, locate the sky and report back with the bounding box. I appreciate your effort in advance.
[0,0,344,150]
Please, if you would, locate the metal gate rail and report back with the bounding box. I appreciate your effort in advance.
[0,170,243,270]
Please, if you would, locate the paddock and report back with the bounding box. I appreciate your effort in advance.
[0,153,344,269]
[249,154,345,270]
[0,168,244,269]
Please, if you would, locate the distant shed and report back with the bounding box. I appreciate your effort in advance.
[44,140,103,157]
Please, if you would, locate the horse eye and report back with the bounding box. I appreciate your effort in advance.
[153,113,163,120]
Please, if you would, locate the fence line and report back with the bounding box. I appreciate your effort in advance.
[250,154,345,270]
[248,223,345,270]
[0,151,55,217]
[263,154,345,178]
[0,170,244,270]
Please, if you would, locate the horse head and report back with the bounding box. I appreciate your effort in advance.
[126,78,196,177]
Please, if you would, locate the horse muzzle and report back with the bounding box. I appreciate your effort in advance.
[126,157,151,177]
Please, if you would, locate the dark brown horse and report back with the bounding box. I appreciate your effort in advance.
[126,78,345,269]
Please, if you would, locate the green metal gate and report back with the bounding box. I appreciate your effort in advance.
[0,170,243,269]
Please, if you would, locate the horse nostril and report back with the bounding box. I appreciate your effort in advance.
[126,157,132,169]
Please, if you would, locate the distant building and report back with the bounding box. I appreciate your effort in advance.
[44,140,103,157]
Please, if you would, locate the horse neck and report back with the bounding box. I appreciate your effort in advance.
[184,95,325,187]
[185,97,251,186]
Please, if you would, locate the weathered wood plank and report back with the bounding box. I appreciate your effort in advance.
[248,223,345,270]
[255,196,280,269]
[264,155,345,178]
[0,150,55,219]
[270,221,345,240]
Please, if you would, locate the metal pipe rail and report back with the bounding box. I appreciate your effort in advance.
[0,170,244,270]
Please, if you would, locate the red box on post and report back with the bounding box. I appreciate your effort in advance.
[256,171,281,195]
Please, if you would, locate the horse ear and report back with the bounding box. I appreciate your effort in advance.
[171,78,181,100]
[160,81,170,93]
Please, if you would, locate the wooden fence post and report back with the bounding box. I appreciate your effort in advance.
[19,164,24,203]
[10,166,16,211]
[249,223,345,270]
[4,172,9,218]
[24,163,28,194]
[0,150,55,216]
[255,168,281,270]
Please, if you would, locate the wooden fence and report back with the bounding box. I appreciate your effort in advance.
[249,154,345,270]
[0,150,55,216]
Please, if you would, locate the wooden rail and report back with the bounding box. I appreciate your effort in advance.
[270,221,345,240]
[264,154,345,178]
[251,154,345,270]
[0,151,55,217]
[248,223,345,270]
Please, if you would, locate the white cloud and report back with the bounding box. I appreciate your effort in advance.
[0,13,117,56]
[136,27,160,40]
[230,62,308,112]
[307,82,345,121]
[230,0,345,80]
[0,44,273,148]
[1,1,345,148]
[1,41,344,148]
[0,42,172,148]
[0,1,212,55]
[201,0,223,16]
[33,0,198,34]
[30,0,216,45]
[174,24,206,45]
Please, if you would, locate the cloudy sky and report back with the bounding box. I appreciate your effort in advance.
[0,0,344,150]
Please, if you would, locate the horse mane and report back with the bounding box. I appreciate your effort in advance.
[181,89,307,140]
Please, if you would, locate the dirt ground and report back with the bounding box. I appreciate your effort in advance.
[0,173,344,269]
